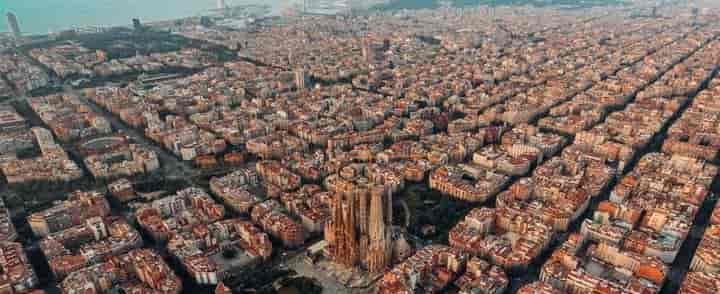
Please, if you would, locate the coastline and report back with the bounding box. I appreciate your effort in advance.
[0,0,288,36]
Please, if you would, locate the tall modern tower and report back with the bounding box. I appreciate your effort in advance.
[6,12,22,39]
[217,0,227,10]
